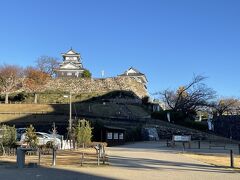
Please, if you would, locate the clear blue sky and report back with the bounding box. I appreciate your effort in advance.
[0,0,240,98]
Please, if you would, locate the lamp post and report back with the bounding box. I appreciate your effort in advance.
[69,92,72,131]
[64,91,73,149]
[64,92,72,133]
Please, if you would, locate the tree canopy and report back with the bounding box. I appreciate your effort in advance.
[36,56,59,77]
[24,66,51,103]
[160,75,216,117]
[0,64,23,103]
[212,98,239,116]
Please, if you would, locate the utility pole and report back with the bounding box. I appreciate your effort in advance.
[69,91,72,131]
[64,92,73,149]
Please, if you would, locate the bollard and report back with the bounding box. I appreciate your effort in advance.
[80,153,84,166]
[61,136,64,150]
[182,142,185,151]
[97,150,100,166]
[52,148,56,166]
[230,150,234,168]
[198,141,201,149]
[17,148,25,168]
[38,149,41,165]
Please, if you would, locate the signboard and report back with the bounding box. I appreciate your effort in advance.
[107,132,112,140]
[114,133,118,140]
[173,135,191,142]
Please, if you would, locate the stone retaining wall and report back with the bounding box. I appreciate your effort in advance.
[22,77,148,98]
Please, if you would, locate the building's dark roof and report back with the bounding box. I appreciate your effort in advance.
[120,73,145,77]
[55,68,85,71]
[119,67,145,76]
[118,67,148,83]
[61,48,80,56]
[104,125,126,131]
[128,67,141,73]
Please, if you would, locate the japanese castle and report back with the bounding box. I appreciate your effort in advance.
[55,49,147,88]
[119,67,148,88]
[55,48,85,78]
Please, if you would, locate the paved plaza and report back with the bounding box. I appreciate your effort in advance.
[0,142,239,180]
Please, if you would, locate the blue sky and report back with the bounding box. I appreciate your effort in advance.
[0,0,240,98]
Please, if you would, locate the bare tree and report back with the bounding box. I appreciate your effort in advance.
[212,98,239,116]
[0,64,23,104]
[24,67,50,103]
[160,75,216,116]
[36,56,59,77]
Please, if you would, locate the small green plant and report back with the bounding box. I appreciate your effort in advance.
[0,125,16,155]
[82,69,92,78]
[25,124,38,148]
[73,119,92,148]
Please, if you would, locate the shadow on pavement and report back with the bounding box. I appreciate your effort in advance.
[0,160,116,180]
[110,155,238,174]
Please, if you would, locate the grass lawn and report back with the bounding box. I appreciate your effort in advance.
[184,153,240,169]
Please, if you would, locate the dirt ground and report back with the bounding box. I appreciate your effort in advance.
[0,148,101,167]
[0,142,240,180]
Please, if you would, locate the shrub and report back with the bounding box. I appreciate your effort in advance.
[178,119,208,131]
[13,92,28,101]
[151,110,186,123]
[25,125,38,148]
[152,110,208,131]
[82,69,92,78]
[0,125,16,155]
[73,119,93,148]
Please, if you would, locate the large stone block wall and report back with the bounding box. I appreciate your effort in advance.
[22,77,148,98]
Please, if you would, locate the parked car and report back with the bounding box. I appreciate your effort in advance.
[20,132,61,148]
[16,128,27,141]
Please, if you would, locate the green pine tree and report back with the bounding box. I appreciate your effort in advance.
[74,119,92,148]
[25,124,38,148]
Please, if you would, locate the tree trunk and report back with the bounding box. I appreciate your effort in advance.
[5,92,9,104]
[34,93,38,104]
[0,142,5,156]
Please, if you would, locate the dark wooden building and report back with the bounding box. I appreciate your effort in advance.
[103,126,126,146]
